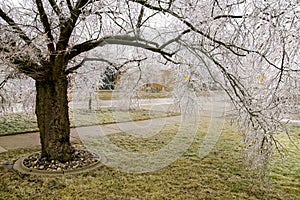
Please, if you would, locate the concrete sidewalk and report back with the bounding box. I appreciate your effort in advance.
[0,94,233,153]
[0,115,182,153]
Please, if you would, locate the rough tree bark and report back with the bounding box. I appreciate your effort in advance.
[35,64,73,162]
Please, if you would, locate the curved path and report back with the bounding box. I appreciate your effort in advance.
[1,95,298,154]
[0,115,182,153]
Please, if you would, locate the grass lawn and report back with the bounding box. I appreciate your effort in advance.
[0,120,299,199]
[97,90,172,100]
[97,90,208,100]
[0,108,177,136]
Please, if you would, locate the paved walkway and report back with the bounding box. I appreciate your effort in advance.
[0,94,233,154]
[1,94,299,154]
[0,115,182,153]
[1,115,299,154]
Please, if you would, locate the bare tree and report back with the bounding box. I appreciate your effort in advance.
[0,0,187,161]
[0,0,298,175]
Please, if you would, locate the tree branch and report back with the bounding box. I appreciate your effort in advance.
[129,0,248,56]
[48,0,63,19]
[36,0,55,52]
[66,57,116,74]
[66,0,74,11]
[159,29,191,49]
[66,57,147,74]
[56,0,89,51]
[68,35,174,60]
[130,0,296,72]
[0,74,11,89]
[117,57,147,70]
[0,8,32,46]
[275,43,286,91]
[213,15,243,20]
[136,6,144,36]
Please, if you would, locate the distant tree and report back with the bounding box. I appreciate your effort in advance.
[100,66,117,90]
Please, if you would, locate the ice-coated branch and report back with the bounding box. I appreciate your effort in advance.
[0,8,33,46]
[36,0,55,52]
[68,35,175,61]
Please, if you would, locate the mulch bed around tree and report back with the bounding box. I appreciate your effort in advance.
[23,150,99,172]
[13,148,101,175]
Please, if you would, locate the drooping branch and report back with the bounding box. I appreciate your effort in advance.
[159,29,191,49]
[68,35,175,61]
[73,57,147,90]
[181,39,252,113]
[104,38,173,55]
[117,57,147,70]
[66,57,116,74]
[129,0,248,56]
[66,55,147,74]
[130,0,298,74]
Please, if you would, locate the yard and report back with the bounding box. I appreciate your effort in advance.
[0,108,177,136]
[0,119,299,199]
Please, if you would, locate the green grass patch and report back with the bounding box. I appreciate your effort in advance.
[97,90,172,100]
[0,121,299,199]
[97,90,116,100]
[0,113,38,136]
[97,90,209,100]
[269,125,300,197]
[0,108,178,136]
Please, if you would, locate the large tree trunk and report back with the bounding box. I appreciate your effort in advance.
[35,75,74,162]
